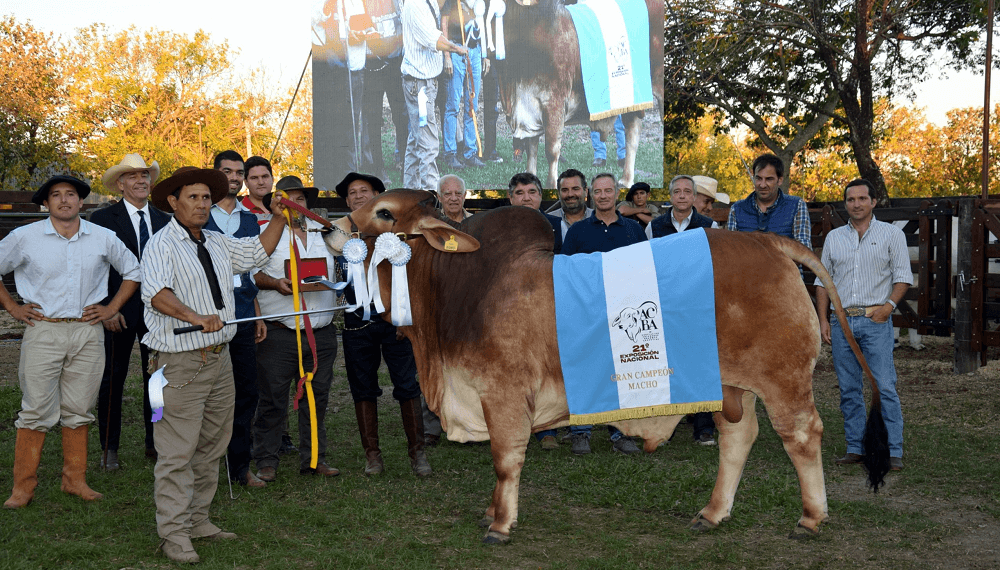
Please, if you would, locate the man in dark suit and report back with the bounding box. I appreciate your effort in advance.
[203,150,268,489]
[90,154,171,469]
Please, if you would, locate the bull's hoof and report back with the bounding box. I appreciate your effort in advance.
[478,515,495,528]
[482,530,511,545]
[789,522,821,539]
[689,513,719,532]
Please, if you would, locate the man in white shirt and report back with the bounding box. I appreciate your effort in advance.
[547,169,594,240]
[2,175,140,509]
[252,181,341,482]
[401,0,468,189]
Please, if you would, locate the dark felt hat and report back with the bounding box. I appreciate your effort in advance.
[150,167,228,213]
[264,175,320,211]
[625,182,651,203]
[33,175,91,206]
[335,172,385,198]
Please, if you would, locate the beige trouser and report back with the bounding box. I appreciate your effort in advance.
[153,346,235,544]
[15,320,105,431]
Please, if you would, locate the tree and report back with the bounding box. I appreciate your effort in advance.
[63,25,284,187]
[0,17,73,191]
[667,0,989,203]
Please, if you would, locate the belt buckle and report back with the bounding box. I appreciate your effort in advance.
[845,307,865,317]
[211,344,226,354]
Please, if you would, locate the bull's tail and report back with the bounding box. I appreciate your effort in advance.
[772,236,891,492]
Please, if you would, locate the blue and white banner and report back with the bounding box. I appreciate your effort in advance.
[565,0,656,120]
[553,230,722,424]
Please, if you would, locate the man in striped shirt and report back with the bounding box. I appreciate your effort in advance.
[814,178,911,473]
[141,167,287,564]
[400,0,468,190]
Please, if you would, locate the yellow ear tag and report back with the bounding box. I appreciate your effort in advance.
[444,235,458,252]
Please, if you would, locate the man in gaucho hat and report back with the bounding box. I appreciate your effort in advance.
[1,175,140,509]
[140,166,287,564]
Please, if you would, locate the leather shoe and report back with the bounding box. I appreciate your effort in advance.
[100,449,120,471]
[300,462,340,476]
[256,466,277,482]
[240,470,267,488]
[160,539,199,564]
[424,434,440,447]
[890,457,904,471]
[445,154,465,169]
[464,156,486,168]
[199,530,237,540]
[835,453,864,465]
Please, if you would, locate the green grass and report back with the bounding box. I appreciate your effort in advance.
[0,340,997,569]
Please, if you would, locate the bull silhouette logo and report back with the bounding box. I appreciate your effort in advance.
[607,35,629,68]
[612,301,658,342]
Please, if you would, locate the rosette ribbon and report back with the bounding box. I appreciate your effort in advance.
[342,237,371,319]
[387,240,413,326]
[366,233,402,317]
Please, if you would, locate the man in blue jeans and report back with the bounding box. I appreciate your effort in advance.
[590,116,625,168]
[441,0,487,169]
[815,178,911,472]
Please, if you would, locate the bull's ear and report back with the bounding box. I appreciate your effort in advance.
[416,217,480,252]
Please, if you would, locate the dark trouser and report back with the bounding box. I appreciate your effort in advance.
[483,60,499,156]
[253,323,337,471]
[363,56,408,176]
[692,412,716,439]
[343,317,420,404]
[97,324,153,452]
[226,323,258,481]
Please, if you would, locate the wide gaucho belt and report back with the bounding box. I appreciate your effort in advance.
[844,306,877,317]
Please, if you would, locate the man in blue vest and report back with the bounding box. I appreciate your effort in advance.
[203,150,267,489]
[726,154,811,249]
[648,174,718,446]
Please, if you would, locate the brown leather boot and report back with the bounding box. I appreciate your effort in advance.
[4,428,46,509]
[60,426,102,501]
[355,401,383,475]
[399,398,432,477]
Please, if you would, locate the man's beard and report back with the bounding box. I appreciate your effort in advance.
[562,198,584,215]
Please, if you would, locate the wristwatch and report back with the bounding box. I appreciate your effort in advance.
[886,299,897,310]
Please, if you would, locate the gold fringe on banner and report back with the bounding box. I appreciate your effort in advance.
[589,102,656,122]
[568,400,723,426]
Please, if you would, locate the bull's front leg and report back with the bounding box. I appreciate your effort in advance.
[524,136,541,179]
[543,108,567,189]
[619,112,642,188]
[479,397,531,544]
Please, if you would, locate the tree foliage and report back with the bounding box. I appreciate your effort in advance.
[0,17,74,191]
[667,0,990,203]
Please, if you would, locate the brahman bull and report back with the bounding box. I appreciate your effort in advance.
[498,0,664,188]
[324,190,889,543]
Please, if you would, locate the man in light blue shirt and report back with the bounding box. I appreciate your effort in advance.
[1,175,140,509]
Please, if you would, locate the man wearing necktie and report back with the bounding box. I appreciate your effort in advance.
[90,154,171,470]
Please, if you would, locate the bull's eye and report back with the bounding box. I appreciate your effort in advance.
[376,208,395,222]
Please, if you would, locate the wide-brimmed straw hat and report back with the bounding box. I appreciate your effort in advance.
[101,154,161,190]
[264,175,320,211]
[335,172,385,198]
[692,175,729,204]
[32,175,91,206]
[150,167,228,213]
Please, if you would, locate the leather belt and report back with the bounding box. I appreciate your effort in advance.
[844,306,879,317]
[39,317,84,323]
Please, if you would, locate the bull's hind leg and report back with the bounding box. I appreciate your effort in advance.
[479,398,532,544]
[619,113,642,188]
[693,389,759,531]
[760,386,828,535]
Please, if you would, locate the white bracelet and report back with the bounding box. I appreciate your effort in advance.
[886,299,897,310]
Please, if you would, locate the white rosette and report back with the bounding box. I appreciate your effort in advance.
[387,241,413,326]
[367,233,403,318]
[343,237,371,319]
[486,0,506,60]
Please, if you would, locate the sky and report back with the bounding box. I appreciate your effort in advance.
[4,0,998,126]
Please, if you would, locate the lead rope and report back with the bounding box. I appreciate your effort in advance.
[279,192,320,469]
